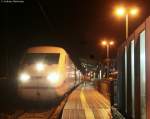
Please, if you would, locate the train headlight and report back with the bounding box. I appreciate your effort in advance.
[19,73,30,82]
[47,72,60,85]
[35,62,45,72]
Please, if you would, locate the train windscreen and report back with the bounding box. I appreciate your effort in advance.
[22,53,60,64]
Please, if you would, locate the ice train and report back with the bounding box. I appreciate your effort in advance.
[17,46,81,102]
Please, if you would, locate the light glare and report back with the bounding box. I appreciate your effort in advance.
[19,73,30,82]
[130,8,138,16]
[102,41,107,46]
[115,7,126,16]
[109,41,114,45]
[47,72,60,85]
[36,62,45,71]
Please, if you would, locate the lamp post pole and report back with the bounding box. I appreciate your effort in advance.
[106,44,109,79]
[107,44,109,58]
[126,14,129,40]
[114,6,139,116]
[101,40,114,79]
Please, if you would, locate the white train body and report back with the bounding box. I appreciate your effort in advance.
[17,46,80,101]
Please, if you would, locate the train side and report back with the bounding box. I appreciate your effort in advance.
[17,46,81,102]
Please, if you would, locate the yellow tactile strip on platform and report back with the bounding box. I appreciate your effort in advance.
[80,87,95,119]
[62,85,112,119]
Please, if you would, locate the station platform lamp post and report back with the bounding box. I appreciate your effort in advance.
[114,6,139,115]
[115,6,139,40]
[101,40,114,79]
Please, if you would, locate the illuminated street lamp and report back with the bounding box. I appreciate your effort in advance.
[101,40,114,59]
[115,6,139,39]
[101,40,114,79]
[115,7,126,16]
[114,6,139,114]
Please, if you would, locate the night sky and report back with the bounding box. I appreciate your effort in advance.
[1,0,150,67]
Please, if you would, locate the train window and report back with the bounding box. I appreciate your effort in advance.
[22,53,60,64]
[140,30,146,119]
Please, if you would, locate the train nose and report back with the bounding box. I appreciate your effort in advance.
[35,62,45,72]
[47,72,63,87]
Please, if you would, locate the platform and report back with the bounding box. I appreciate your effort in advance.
[62,83,112,119]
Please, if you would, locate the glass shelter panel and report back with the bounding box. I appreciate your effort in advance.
[131,40,135,118]
[140,30,146,119]
[125,46,127,113]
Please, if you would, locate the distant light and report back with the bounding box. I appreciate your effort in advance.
[109,41,114,45]
[19,73,30,82]
[47,72,60,86]
[115,6,139,17]
[101,40,114,46]
[102,41,107,46]
[130,8,139,16]
[115,7,126,16]
[36,62,45,71]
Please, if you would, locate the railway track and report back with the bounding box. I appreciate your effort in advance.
[0,83,82,119]
[16,83,81,119]
[0,96,68,119]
